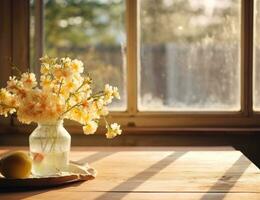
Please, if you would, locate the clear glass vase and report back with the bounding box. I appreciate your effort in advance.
[29,120,71,176]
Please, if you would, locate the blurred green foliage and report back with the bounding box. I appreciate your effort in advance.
[42,0,126,108]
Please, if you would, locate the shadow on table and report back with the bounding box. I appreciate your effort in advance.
[75,151,116,165]
[200,155,251,200]
[94,151,186,200]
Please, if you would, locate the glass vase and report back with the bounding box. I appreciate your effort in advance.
[29,120,71,176]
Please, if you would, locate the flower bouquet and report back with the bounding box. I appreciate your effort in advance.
[0,55,121,176]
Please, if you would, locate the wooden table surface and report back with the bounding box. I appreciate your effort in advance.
[0,147,260,200]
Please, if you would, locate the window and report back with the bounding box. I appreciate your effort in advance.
[29,0,260,128]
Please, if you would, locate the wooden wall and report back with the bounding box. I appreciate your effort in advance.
[0,0,12,88]
[0,0,29,125]
[0,0,29,85]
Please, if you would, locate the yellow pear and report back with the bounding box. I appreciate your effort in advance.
[0,151,32,179]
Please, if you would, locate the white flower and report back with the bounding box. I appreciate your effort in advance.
[83,121,98,135]
[112,87,120,99]
[104,84,113,94]
[106,123,122,139]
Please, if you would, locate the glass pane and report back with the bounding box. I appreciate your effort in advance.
[254,0,260,110]
[138,0,241,111]
[44,0,126,110]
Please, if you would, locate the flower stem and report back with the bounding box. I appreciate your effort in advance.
[64,80,88,104]
[103,116,109,128]
[87,91,104,100]
[59,102,82,119]
[57,79,63,96]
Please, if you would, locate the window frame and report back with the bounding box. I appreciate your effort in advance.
[30,0,260,128]
[120,0,259,128]
[3,0,260,132]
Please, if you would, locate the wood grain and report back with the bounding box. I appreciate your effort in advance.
[0,147,259,200]
[2,192,260,200]
[11,0,30,73]
[0,0,12,126]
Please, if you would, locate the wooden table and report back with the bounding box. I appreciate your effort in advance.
[0,147,260,200]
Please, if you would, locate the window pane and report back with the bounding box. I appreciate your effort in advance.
[44,0,126,110]
[138,0,241,111]
[254,0,260,110]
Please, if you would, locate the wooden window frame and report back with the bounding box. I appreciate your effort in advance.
[1,0,260,134]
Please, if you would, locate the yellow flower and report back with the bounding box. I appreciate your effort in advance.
[81,112,91,124]
[7,76,21,94]
[63,81,77,91]
[106,123,122,139]
[53,66,63,79]
[60,57,71,64]
[83,121,98,135]
[0,55,121,139]
[40,75,53,91]
[21,73,37,89]
[40,55,57,65]
[54,66,73,80]
[40,64,50,75]
[71,107,84,120]
[0,89,17,117]
[104,84,120,104]
[71,59,84,73]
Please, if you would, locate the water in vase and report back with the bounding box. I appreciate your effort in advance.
[29,121,71,176]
